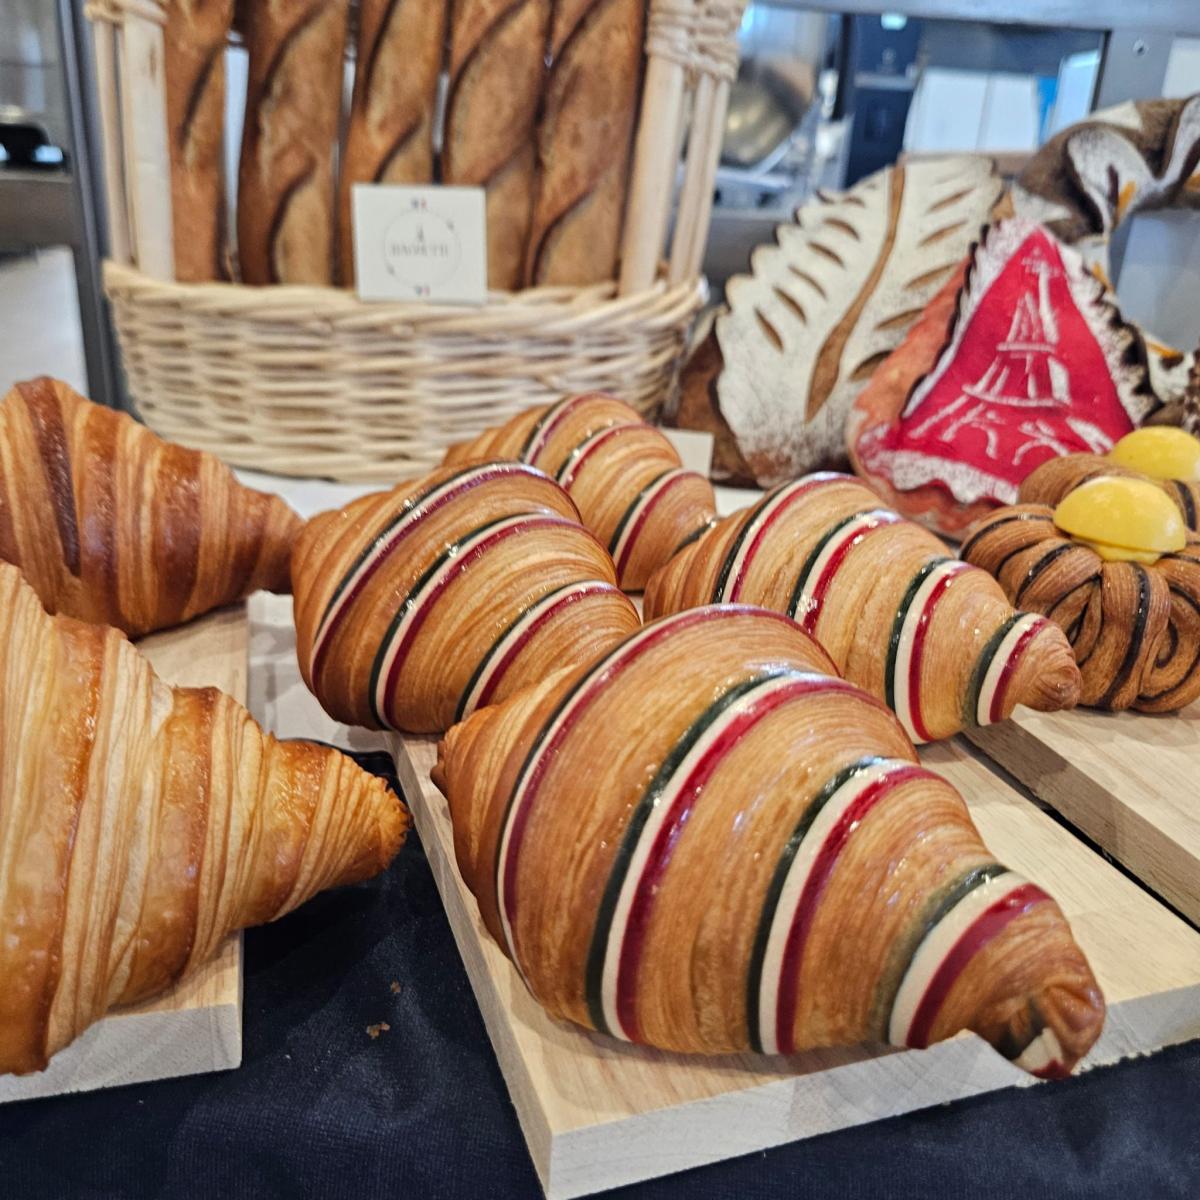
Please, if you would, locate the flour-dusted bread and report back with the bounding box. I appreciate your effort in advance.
[443,0,551,290]
[164,0,234,281]
[337,0,448,285]
[237,0,350,284]
[524,0,645,286]
[677,157,1002,485]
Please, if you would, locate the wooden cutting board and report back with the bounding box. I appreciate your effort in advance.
[964,701,1200,925]
[391,730,1200,1200]
[0,605,247,1104]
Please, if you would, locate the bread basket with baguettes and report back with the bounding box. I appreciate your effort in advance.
[86,0,743,482]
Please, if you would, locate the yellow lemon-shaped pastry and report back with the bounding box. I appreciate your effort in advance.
[1054,476,1187,563]
[1109,427,1200,482]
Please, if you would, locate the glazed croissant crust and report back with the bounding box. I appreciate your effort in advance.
[0,378,302,637]
[435,606,1104,1073]
[961,505,1200,712]
[292,460,639,733]
[0,562,407,1076]
[443,394,716,590]
[644,473,1081,743]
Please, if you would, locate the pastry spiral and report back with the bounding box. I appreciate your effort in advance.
[434,605,1104,1073]
[443,393,716,590]
[644,474,1081,742]
[961,505,1200,712]
[0,562,407,1076]
[0,378,302,637]
[292,460,639,732]
[1019,453,1200,533]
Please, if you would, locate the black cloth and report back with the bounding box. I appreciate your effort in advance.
[2,751,1198,1199]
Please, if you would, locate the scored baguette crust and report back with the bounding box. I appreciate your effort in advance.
[434,605,1104,1072]
[0,378,303,637]
[525,0,645,286]
[442,393,716,590]
[443,0,551,289]
[237,0,349,284]
[291,460,640,732]
[337,0,448,285]
[643,473,1080,742]
[163,0,234,281]
[0,561,407,1076]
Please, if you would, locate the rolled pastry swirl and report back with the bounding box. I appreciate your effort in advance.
[434,605,1104,1073]
[292,460,639,732]
[0,562,407,1076]
[644,473,1081,742]
[444,393,716,590]
[961,505,1200,712]
[0,378,302,637]
[1019,453,1200,533]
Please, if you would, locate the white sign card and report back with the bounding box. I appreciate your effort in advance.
[352,184,487,305]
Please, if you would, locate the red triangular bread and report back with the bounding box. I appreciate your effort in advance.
[849,219,1156,536]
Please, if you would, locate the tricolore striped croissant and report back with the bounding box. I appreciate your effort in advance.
[0,562,407,1076]
[645,474,1081,743]
[435,606,1104,1073]
[292,460,639,733]
[443,394,716,590]
[0,378,302,637]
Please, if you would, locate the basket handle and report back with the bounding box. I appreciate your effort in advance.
[618,0,745,296]
[85,0,175,280]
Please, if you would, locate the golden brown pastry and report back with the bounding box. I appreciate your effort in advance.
[644,473,1081,742]
[443,394,716,590]
[237,0,349,284]
[164,0,234,281]
[0,378,302,637]
[1020,453,1200,533]
[292,460,639,732]
[442,0,550,289]
[435,605,1104,1072]
[337,0,448,285]
[961,504,1200,713]
[524,0,644,286]
[0,562,407,1076]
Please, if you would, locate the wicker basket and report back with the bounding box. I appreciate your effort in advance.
[87,0,744,482]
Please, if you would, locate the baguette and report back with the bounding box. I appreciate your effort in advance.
[237,0,349,284]
[443,0,551,290]
[163,0,234,281]
[337,0,448,285]
[525,0,644,286]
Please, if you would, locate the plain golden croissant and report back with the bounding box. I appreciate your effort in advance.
[434,605,1105,1073]
[0,378,302,637]
[961,505,1200,712]
[0,562,407,1076]
[644,473,1081,743]
[292,460,640,733]
[443,393,717,590]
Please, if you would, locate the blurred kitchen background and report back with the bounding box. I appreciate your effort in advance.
[1,0,1198,409]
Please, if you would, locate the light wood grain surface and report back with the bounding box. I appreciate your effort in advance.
[965,701,1200,925]
[391,730,1200,1199]
[0,606,247,1103]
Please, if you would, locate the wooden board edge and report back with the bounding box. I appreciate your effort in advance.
[392,739,556,1182]
[962,720,1200,926]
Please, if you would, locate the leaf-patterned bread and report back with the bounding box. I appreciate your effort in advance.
[0,562,407,1076]
[434,605,1105,1073]
[643,473,1081,742]
[443,393,716,590]
[292,460,639,732]
[0,377,302,637]
[960,505,1200,713]
[675,156,1002,485]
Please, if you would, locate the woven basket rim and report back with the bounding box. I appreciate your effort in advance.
[103,261,708,333]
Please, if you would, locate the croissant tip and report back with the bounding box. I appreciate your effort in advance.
[1020,624,1083,714]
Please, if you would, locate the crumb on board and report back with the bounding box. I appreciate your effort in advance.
[366,1022,391,1040]
[390,980,402,994]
